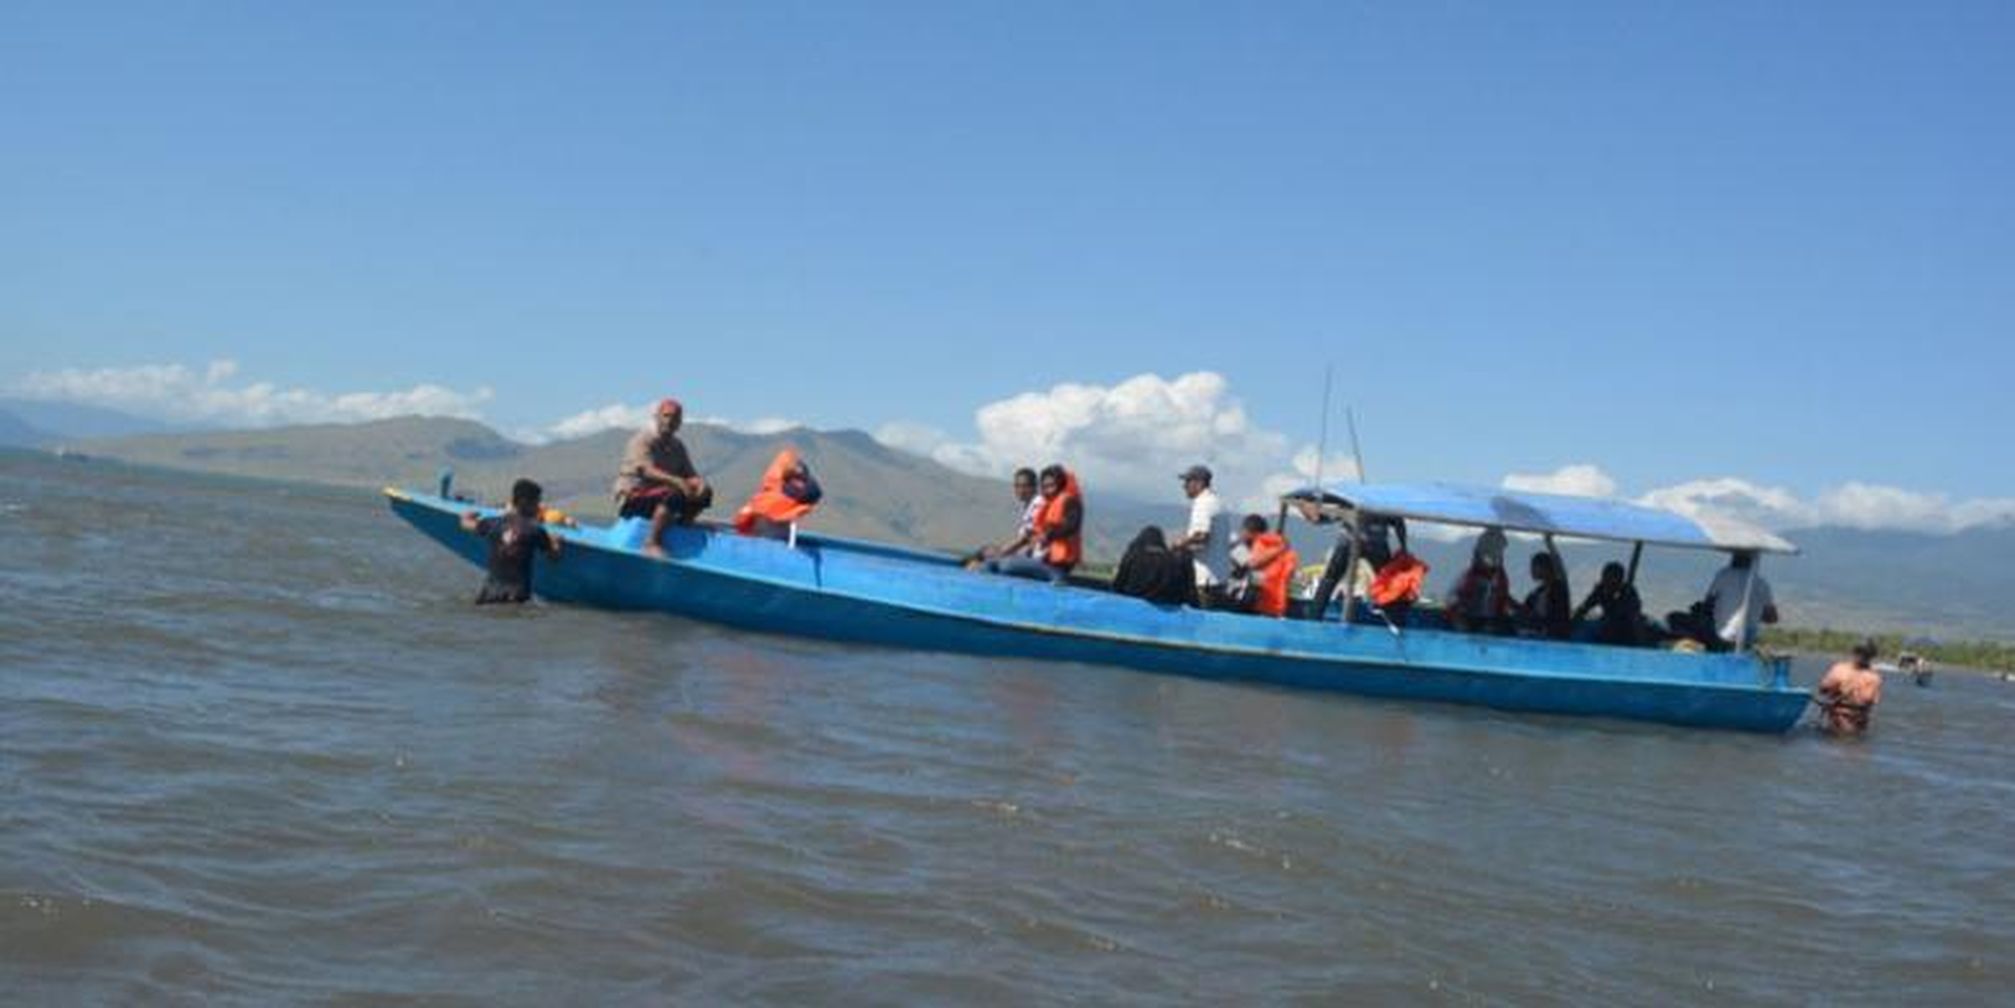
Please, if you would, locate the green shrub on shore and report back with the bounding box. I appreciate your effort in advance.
[1762,627,2015,672]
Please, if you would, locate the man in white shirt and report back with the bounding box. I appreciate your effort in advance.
[1670,551,1780,650]
[1172,465,1231,594]
[1707,551,1778,648]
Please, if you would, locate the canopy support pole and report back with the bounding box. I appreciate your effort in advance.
[1626,541,1644,585]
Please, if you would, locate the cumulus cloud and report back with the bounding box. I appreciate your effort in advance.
[873,371,1355,508]
[1809,483,2015,534]
[532,400,803,443]
[1502,463,1619,498]
[1542,467,2015,537]
[12,359,492,427]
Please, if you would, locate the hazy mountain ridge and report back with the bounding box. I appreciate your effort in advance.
[0,408,55,448]
[60,415,2013,641]
[0,398,169,441]
[70,415,1176,557]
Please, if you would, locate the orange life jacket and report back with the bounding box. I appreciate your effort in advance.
[733,449,818,535]
[1033,471,1084,569]
[1369,551,1428,607]
[1249,531,1299,618]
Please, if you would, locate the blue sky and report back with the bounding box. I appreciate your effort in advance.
[5,2,2012,512]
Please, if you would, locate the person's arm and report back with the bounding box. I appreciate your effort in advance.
[460,511,483,534]
[994,530,1034,556]
[1573,585,1600,621]
[1814,667,1844,703]
[540,527,562,561]
[628,437,707,494]
[1172,511,1208,550]
[1248,540,1288,571]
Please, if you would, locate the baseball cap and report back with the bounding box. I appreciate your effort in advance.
[655,397,683,417]
[1177,464,1213,484]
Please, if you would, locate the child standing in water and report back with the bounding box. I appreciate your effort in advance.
[460,478,562,604]
[1815,639,1884,736]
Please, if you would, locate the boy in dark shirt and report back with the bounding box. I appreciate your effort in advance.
[460,478,562,604]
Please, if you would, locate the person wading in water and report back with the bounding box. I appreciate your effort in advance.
[1815,639,1884,736]
[459,478,562,604]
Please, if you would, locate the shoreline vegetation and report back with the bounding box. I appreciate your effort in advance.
[1761,627,2015,673]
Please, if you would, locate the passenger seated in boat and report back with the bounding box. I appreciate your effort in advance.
[1296,507,1396,620]
[614,398,714,558]
[1515,550,1573,640]
[1815,640,1883,736]
[1113,526,1197,605]
[1667,551,1778,651]
[967,467,1043,569]
[1366,547,1428,624]
[1573,561,1645,646]
[1446,527,1511,634]
[733,448,822,539]
[1228,514,1298,618]
[458,478,562,605]
[983,465,1082,583]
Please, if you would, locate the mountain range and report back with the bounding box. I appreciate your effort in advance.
[33,413,2015,642]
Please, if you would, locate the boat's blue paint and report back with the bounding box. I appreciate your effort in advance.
[389,490,1812,733]
[1288,480,1798,554]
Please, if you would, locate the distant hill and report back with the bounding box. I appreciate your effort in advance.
[0,407,54,448]
[63,415,2015,640]
[0,398,168,440]
[72,416,1177,559]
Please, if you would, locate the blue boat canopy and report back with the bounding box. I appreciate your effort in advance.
[1283,481,1797,555]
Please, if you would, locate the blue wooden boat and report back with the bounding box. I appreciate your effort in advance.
[386,480,1812,733]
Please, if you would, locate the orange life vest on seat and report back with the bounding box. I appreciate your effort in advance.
[1249,531,1299,618]
[1033,471,1084,569]
[1369,551,1428,607]
[733,449,818,535]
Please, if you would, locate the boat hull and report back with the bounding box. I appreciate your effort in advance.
[389,490,1812,733]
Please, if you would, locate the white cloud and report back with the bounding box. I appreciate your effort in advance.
[532,400,804,443]
[875,371,1356,507]
[1809,482,2015,534]
[1502,463,1619,498]
[543,402,654,441]
[1597,471,2015,538]
[12,359,492,427]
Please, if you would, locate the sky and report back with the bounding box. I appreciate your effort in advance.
[5,2,2013,531]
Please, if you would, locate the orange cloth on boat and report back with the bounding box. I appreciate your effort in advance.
[733,449,819,535]
[1033,470,1084,569]
[1248,531,1299,618]
[1369,551,1428,607]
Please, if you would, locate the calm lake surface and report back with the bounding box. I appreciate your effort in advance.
[3,451,2012,1004]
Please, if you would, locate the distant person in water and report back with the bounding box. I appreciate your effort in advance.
[1573,561,1644,646]
[614,398,714,558]
[460,478,562,604]
[1815,639,1884,736]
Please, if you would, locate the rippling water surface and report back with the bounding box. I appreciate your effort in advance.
[3,451,2012,1004]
